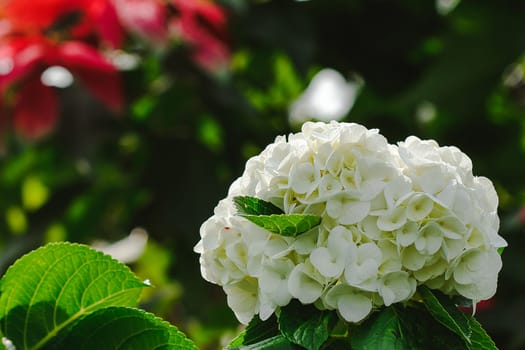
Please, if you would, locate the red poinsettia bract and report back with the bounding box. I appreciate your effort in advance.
[0,0,123,47]
[0,37,122,140]
[170,0,230,71]
[0,0,230,141]
[111,0,231,70]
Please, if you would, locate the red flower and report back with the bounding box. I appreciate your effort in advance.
[112,0,168,44]
[111,0,231,71]
[0,36,122,140]
[0,0,123,47]
[170,0,230,71]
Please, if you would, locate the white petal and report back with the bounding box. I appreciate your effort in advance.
[401,246,428,270]
[310,247,346,278]
[224,278,259,325]
[417,165,447,194]
[337,293,373,323]
[379,271,416,306]
[259,259,294,306]
[318,174,343,198]
[383,176,412,208]
[406,193,434,221]
[377,206,407,231]
[288,263,324,304]
[292,230,317,254]
[340,199,371,225]
[290,162,319,194]
[395,222,419,247]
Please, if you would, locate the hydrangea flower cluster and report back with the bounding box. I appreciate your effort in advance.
[195,121,507,325]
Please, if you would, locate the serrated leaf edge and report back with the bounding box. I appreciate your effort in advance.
[0,242,146,350]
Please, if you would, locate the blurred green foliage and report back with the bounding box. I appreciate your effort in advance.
[2,0,525,349]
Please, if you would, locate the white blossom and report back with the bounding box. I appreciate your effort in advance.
[195,121,507,325]
[324,284,373,323]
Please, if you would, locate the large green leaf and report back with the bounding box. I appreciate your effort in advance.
[394,305,466,350]
[0,243,146,350]
[420,286,498,350]
[419,286,471,345]
[278,300,338,350]
[242,214,321,237]
[233,196,284,216]
[58,307,198,350]
[351,305,466,350]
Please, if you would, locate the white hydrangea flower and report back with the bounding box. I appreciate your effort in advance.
[288,261,326,304]
[323,284,373,323]
[195,121,507,325]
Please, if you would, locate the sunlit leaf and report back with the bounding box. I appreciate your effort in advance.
[59,307,198,350]
[233,196,283,216]
[242,214,321,237]
[0,243,146,350]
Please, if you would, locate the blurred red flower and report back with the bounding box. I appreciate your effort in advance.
[170,0,230,71]
[112,0,230,70]
[0,0,230,141]
[112,0,168,44]
[0,37,122,140]
[0,0,123,47]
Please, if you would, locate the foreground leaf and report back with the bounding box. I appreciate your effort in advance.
[233,196,284,216]
[58,307,198,349]
[278,300,338,350]
[242,214,321,237]
[0,243,146,350]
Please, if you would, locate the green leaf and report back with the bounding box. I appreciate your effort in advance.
[351,305,467,350]
[394,305,466,350]
[278,300,338,350]
[228,335,297,350]
[227,315,280,348]
[419,287,498,349]
[233,196,284,216]
[467,315,498,350]
[0,243,146,350]
[233,196,321,237]
[350,307,405,350]
[242,214,321,237]
[419,286,471,345]
[58,307,198,350]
